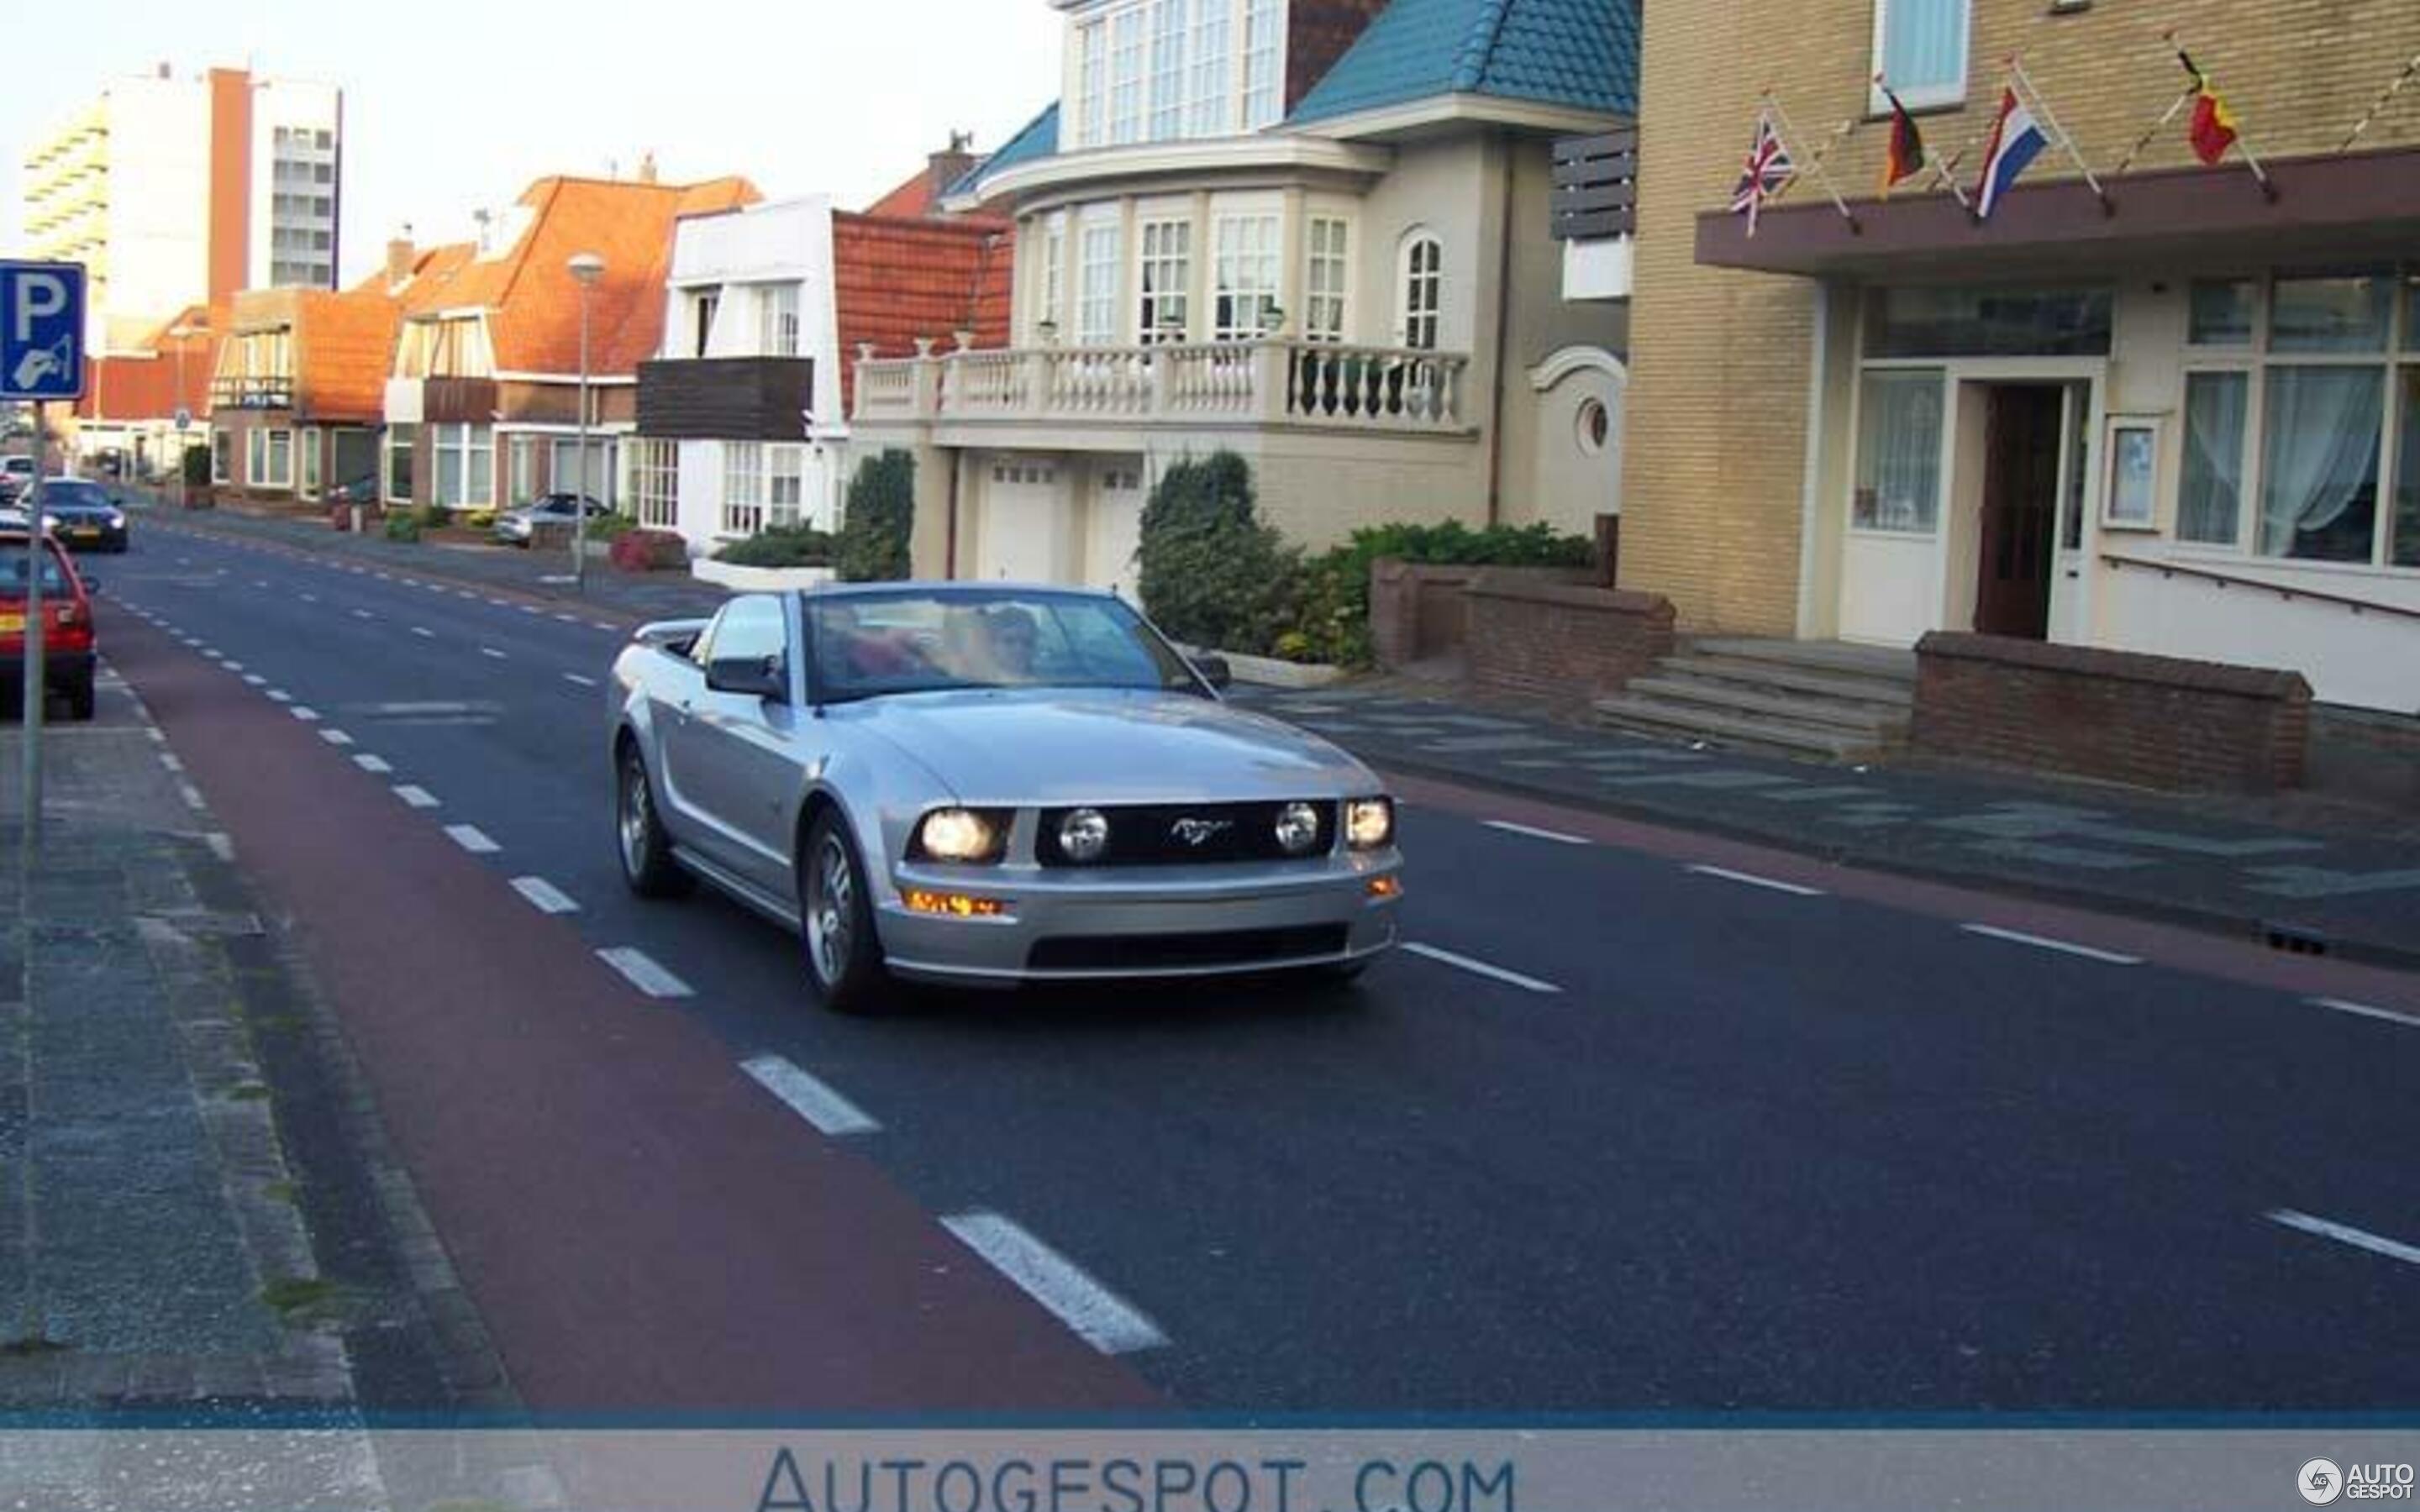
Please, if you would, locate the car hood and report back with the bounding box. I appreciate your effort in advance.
[844,688,1378,804]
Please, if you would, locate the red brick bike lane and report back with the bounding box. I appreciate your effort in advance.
[103,616,1164,1416]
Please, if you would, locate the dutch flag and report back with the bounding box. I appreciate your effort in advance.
[1972,87,2049,220]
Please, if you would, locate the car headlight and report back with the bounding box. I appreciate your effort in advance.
[1275,801,1323,856]
[913,806,1007,864]
[104,510,124,528]
[1345,797,1394,850]
[1057,807,1110,864]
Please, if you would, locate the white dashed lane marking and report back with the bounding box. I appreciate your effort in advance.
[1481,819,1589,846]
[1398,942,1560,995]
[740,1055,880,1137]
[481,647,508,660]
[597,948,694,1000]
[353,754,393,774]
[2268,1210,2420,1270]
[319,729,353,746]
[563,673,597,689]
[939,1212,1167,1356]
[2309,997,2420,1031]
[444,824,500,854]
[509,876,579,915]
[1959,924,2141,966]
[1686,864,1826,898]
[393,785,439,809]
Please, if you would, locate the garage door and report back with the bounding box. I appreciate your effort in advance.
[979,458,1065,584]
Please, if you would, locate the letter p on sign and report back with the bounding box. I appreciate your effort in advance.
[0,260,87,401]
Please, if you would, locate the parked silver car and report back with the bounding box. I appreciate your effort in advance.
[493,492,609,546]
[608,584,1403,1011]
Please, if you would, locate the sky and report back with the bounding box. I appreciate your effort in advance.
[3,0,1065,286]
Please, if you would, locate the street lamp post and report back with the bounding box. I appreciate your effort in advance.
[566,253,606,591]
[168,323,193,509]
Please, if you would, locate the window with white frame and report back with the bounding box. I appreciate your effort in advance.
[1306,217,1350,343]
[2175,271,2420,567]
[1109,6,1146,144]
[301,427,322,497]
[553,438,613,508]
[725,442,767,536]
[692,289,722,359]
[1242,0,1283,129]
[1079,223,1123,345]
[769,444,806,528]
[429,423,493,508]
[1213,214,1280,340]
[634,438,679,530]
[397,317,492,379]
[509,434,541,505]
[1069,0,1278,148]
[1870,0,1970,112]
[1138,219,1192,342]
[1188,0,1232,135]
[213,431,231,485]
[1399,234,1442,350]
[760,284,801,358]
[248,428,294,490]
[1034,217,1067,338]
[1853,370,1945,533]
[1150,0,1189,139]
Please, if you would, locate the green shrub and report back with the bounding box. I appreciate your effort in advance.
[382,513,421,543]
[716,523,835,568]
[1289,519,1597,667]
[181,445,211,487]
[417,502,453,531]
[837,451,914,582]
[588,512,635,542]
[1134,452,1302,656]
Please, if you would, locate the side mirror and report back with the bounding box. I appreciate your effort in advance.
[706,654,787,702]
[1192,653,1233,690]
[82,577,103,595]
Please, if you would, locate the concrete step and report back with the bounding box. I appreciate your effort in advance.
[1691,636,1918,684]
[1625,674,1914,736]
[1659,654,1917,711]
[1592,692,1892,764]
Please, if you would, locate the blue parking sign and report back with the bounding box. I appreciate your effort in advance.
[0,260,86,401]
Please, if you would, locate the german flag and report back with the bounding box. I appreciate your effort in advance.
[1880,85,1927,195]
[2181,50,2240,165]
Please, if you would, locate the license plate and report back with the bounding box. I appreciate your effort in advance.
[0,613,22,635]
[71,528,99,539]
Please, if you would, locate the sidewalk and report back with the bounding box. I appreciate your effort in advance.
[130,491,733,625]
[0,665,510,1416]
[1225,679,2420,970]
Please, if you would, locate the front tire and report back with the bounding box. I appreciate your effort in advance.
[799,811,890,1015]
[616,743,690,897]
[64,668,95,722]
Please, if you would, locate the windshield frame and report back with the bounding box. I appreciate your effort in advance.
[801,586,1212,706]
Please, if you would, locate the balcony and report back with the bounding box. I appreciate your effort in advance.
[854,339,1474,437]
[210,375,296,410]
[1554,129,1637,302]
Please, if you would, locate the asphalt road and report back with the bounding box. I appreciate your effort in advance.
[89,512,2420,1416]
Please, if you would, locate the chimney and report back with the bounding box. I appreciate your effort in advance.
[386,228,416,289]
[156,61,171,80]
[636,151,659,185]
[926,132,980,212]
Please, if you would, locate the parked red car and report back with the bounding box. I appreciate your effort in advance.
[0,528,97,721]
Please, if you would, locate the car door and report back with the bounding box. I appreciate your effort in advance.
[668,595,806,895]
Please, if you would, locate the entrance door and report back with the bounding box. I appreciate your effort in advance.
[1975,386,2064,639]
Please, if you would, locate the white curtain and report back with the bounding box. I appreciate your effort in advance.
[1883,0,1970,96]
[2178,373,2246,544]
[2260,367,2382,559]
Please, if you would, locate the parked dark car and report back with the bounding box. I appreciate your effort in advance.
[37,479,130,553]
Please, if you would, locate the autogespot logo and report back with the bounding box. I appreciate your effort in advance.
[2305,1460,2420,1504]
[2307,1461,2346,1505]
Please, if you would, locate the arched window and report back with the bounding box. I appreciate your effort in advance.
[1399,234,1442,350]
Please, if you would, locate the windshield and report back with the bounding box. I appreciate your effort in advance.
[0,542,71,596]
[39,481,112,511]
[807,588,1203,702]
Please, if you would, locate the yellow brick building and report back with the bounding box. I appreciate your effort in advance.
[1621,0,2420,712]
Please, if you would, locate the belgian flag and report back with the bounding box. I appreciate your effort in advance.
[2180,50,2240,165]
[1880,85,1927,196]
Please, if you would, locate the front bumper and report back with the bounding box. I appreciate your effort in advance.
[876,851,1402,984]
[56,524,126,552]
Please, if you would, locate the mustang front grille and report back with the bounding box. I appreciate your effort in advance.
[1035,801,1337,867]
[1026,925,1352,972]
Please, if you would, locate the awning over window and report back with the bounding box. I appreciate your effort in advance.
[1696,144,2420,279]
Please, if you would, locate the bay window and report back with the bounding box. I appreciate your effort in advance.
[1150,0,1189,139]
[1213,215,1280,340]
[1242,0,1283,128]
[1036,218,1067,339]
[1139,219,1192,342]
[1400,235,1442,350]
[1109,7,1146,144]
[1068,0,1283,148]
[1188,0,1231,135]
[430,423,494,508]
[1076,23,1108,148]
[1078,223,1123,345]
[1306,217,1349,343]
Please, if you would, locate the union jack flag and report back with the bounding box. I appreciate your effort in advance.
[1732,113,1796,236]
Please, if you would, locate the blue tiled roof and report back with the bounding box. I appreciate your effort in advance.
[950,102,1060,199]
[1287,0,1639,126]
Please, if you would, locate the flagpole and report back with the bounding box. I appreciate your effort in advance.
[2164,34,2279,201]
[2336,46,2420,155]
[2010,59,2113,215]
[1762,91,1863,233]
[1876,72,1974,210]
[2108,86,2198,181]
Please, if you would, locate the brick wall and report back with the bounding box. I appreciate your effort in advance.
[1369,559,1597,669]
[1912,633,2312,793]
[1464,574,1676,705]
[1623,0,2420,636]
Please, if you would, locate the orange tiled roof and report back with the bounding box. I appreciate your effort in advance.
[300,284,403,422]
[396,174,762,379]
[77,304,222,423]
[831,212,1014,412]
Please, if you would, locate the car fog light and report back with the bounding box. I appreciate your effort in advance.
[902,889,1008,918]
[1059,807,1110,863]
[1366,875,1402,900]
[1275,801,1323,855]
[1346,797,1394,850]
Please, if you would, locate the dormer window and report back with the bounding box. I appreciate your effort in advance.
[1066,0,1289,150]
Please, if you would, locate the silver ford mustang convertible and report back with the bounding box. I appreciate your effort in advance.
[608,583,1403,1012]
